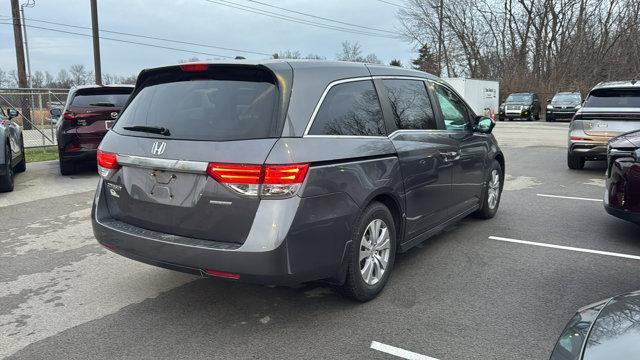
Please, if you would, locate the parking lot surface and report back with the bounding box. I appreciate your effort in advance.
[2,121,639,359]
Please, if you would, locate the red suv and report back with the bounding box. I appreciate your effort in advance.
[605,130,640,225]
[52,85,133,175]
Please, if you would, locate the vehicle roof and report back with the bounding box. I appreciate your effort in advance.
[148,59,437,79]
[592,80,640,90]
[555,91,581,95]
[508,92,534,95]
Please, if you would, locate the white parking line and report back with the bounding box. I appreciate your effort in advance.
[536,193,603,202]
[488,236,640,260]
[370,341,439,360]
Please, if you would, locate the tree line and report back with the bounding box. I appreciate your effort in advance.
[0,64,137,89]
[400,0,640,96]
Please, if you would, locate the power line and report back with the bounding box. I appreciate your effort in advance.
[244,0,399,35]
[205,0,398,39]
[373,0,411,11]
[20,17,272,57]
[0,22,234,58]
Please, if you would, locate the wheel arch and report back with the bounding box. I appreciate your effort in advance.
[364,190,405,246]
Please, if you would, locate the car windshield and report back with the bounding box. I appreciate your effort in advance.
[584,89,640,108]
[506,94,532,103]
[552,94,581,104]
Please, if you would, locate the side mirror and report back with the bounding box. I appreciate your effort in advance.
[546,99,551,103]
[7,108,18,119]
[474,116,495,134]
[49,108,62,117]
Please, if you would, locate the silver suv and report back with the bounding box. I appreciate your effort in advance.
[568,81,640,169]
[91,60,504,301]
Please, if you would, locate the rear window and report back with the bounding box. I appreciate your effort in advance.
[114,76,278,141]
[308,80,385,136]
[71,88,132,108]
[585,89,640,108]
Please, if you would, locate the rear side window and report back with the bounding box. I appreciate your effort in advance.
[585,89,640,108]
[382,79,436,130]
[114,78,277,141]
[71,88,132,108]
[308,80,385,136]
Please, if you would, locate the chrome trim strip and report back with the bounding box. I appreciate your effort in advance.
[372,75,430,81]
[311,156,398,169]
[116,154,208,173]
[302,76,373,136]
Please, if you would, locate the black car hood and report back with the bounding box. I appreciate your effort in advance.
[610,131,640,148]
[583,290,640,360]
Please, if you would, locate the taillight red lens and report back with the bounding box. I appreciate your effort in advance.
[63,112,76,120]
[97,150,119,169]
[207,163,262,184]
[571,136,592,141]
[180,63,209,72]
[263,164,309,184]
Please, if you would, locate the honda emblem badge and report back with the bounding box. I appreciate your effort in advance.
[110,112,118,119]
[151,141,166,156]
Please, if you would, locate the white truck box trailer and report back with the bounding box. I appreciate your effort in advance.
[443,78,499,119]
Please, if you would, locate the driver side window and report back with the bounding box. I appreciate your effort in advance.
[433,83,472,131]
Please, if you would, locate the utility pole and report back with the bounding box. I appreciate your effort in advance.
[10,0,32,130]
[90,0,102,85]
[20,1,34,88]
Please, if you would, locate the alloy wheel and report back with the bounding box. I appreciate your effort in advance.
[359,219,391,286]
[487,169,500,209]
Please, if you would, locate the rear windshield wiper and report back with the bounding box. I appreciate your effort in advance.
[122,125,171,136]
[88,102,116,107]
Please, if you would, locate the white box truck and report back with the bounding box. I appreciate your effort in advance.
[443,78,499,119]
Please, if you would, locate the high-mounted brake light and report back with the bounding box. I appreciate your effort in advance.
[206,163,309,198]
[180,63,209,72]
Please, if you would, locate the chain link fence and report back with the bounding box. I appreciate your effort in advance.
[0,88,69,148]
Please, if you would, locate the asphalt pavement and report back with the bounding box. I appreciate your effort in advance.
[2,120,639,360]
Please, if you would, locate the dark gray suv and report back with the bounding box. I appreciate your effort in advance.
[91,60,504,301]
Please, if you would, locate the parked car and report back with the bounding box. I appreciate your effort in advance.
[0,108,26,192]
[604,130,640,224]
[52,85,134,175]
[546,92,582,122]
[550,289,640,360]
[498,92,541,121]
[46,101,65,125]
[567,81,640,169]
[91,60,504,301]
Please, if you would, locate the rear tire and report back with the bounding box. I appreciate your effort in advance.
[59,151,77,175]
[546,115,554,122]
[339,202,396,302]
[474,160,503,219]
[0,145,15,192]
[567,153,585,170]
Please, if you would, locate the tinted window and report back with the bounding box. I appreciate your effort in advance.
[114,80,277,141]
[383,79,436,130]
[433,84,472,131]
[309,80,385,136]
[71,88,132,108]
[585,89,640,108]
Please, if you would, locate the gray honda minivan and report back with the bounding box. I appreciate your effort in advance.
[92,60,504,301]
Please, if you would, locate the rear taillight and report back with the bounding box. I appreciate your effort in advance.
[207,163,309,198]
[63,111,93,125]
[571,136,593,141]
[97,150,120,178]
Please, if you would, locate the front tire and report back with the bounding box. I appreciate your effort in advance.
[340,202,396,302]
[14,138,26,173]
[474,160,503,219]
[546,115,554,122]
[567,153,585,170]
[0,145,15,192]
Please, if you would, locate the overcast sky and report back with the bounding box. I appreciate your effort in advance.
[0,0,416,78]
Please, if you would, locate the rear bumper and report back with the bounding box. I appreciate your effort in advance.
[569,143,608,160]
[60,149,97,162]
[91,179,358,286]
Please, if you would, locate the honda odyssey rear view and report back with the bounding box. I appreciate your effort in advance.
[92,61,504,301]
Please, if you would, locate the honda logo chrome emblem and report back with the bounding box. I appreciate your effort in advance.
[151,141,166,156]
[110,112,118,119]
